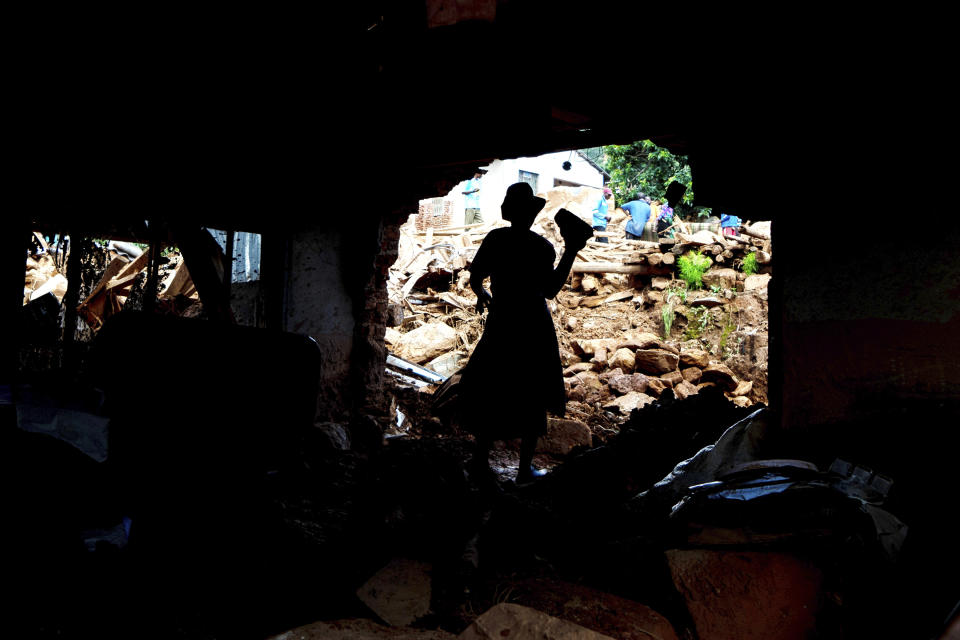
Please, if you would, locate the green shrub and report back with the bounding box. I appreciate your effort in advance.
[742,252,758,276]
[677,250,713,289]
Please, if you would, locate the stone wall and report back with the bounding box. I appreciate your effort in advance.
[286,227,357,421]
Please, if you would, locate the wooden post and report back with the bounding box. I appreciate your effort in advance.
[143,227,161,315]
[61,232,87,369]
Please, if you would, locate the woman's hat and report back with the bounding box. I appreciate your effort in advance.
[501,182,546,222]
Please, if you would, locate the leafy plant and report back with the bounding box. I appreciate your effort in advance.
[601,139,712,219]
[742,251,758,276]
[684,305,711,340]
[710,284,723,295]
[662,289,682,338]
[677,250,713,289]
[667,285,688,304]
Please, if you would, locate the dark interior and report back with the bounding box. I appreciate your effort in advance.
[6,5,958,639]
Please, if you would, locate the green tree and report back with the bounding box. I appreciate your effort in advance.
[601,140,710,218]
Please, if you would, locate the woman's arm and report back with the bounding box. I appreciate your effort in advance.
[544,240,586,299]
[469,235,494,311]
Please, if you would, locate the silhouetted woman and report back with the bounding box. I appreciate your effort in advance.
[459,182,591,483]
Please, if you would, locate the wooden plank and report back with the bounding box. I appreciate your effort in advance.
[571,262,670,275]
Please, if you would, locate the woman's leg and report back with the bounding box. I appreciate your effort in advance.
[517,412,547,482]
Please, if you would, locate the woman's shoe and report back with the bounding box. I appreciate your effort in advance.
[516,466,548,484]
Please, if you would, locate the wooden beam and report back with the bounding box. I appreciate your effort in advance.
[571,262,671,275]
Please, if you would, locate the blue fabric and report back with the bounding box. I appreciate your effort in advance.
[590,194,609,228]
[622,200,651,237]
[720,214,741,228]
[464,178,480,208]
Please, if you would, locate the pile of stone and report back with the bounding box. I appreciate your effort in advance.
[562,331,755,416]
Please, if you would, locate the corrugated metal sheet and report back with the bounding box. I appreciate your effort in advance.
[208,229,262,283]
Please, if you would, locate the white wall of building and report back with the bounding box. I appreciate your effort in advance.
[440,150,605,226]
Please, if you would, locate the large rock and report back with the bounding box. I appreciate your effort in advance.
[590,346,609,365]
[566,370,602,390]
[356,558,432,627]
[661,370,684,388]
[701,363,739,391]
[728,395,752,408]
[633,349,680,375]
[679,348,710,368]
[681,366,702,384]
[603,391,655,415]
[651,276,671,290]
[459,603,615,640]
[701,268,738,290]
[608,348,636,372]
[743,273,771,292]
[395,322,457,364]
[538,418,593,456]
[580,275,600,295]
[613,332,660,351]
[729,379,753,397]
[607,373,649,395]
[572,338,618,356]
[645,378,668,397]
[674,380,700,400]
[666,550,823,640]
[563,362,597,376]
[269,619,455,639]
[599,367,624,382]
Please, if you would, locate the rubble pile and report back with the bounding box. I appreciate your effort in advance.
[385,186,772,440]
[21,235,204,344]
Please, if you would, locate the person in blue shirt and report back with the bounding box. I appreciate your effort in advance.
[622,196,652,240]
[462,171,484,225]
[720,213,741,237]
[590,187,613,243]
